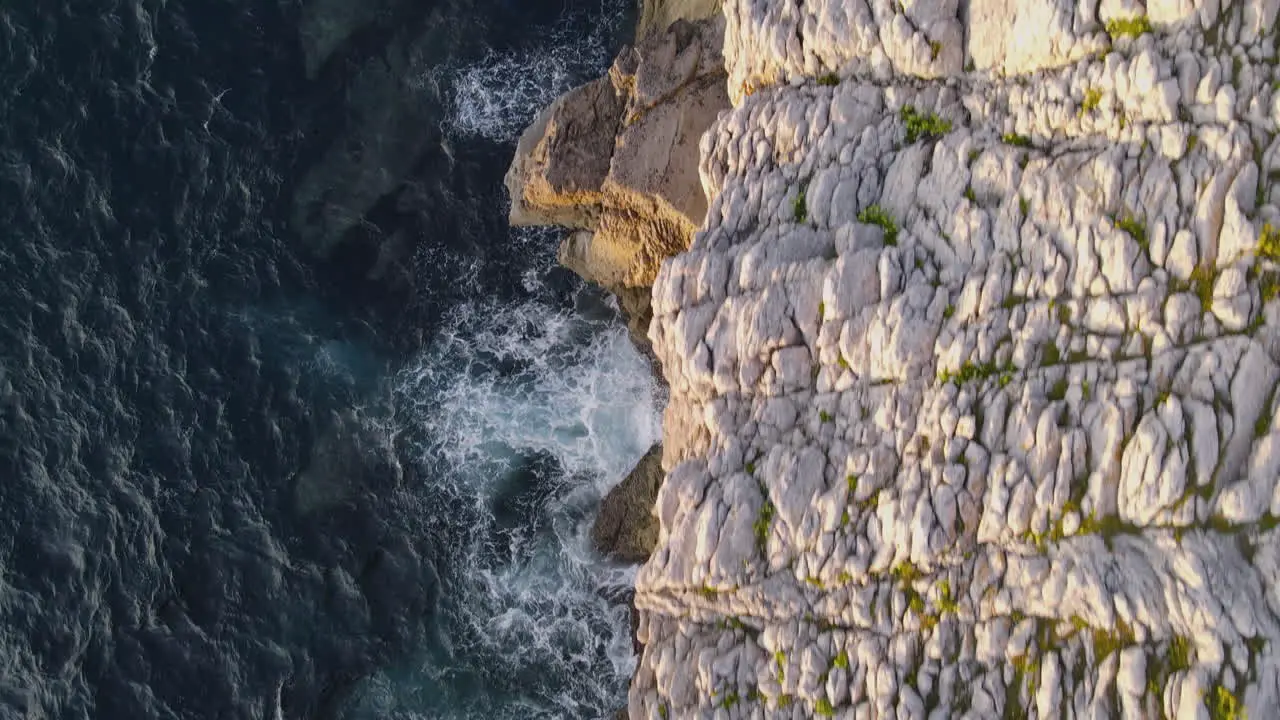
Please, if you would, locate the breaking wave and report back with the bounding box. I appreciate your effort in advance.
[436,1,627,141]
[340,233,661,718]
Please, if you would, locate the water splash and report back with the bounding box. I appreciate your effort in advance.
[345,251,659,718]
[433,0,627,142]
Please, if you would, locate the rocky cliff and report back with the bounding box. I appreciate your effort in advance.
[506,5,729,359]
[514,0,1280,717]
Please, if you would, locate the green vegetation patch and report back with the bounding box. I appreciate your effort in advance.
[817,73,839,87]
[754,501,775,552]
[900,105,952,143]
[938,579,959,614]
[1116,215,1148,251]
[1091,619,1136,660]
[1106,15,1153,39]
[1169,635,1194,672]
[1042,343,1061,366]
[815,698,835,717]
[793,187,808,224]
[1190,264,1217,311]
[938,360,1015,386]
[1259,222,1280,261]
[1081,87,1103,113]
[857,204,900,246]
[1207,684,1247,720]
[1002,133,1033,148]
[1047,377,1069,402]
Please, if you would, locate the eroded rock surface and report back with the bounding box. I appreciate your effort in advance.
[632,1,1280,717]
[506,15,730,302]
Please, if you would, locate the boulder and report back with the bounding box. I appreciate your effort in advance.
[591,444,663,563]
[505,15,729,357]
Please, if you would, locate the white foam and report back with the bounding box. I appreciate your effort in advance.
[375,246,660,717]
[432,0,626,142]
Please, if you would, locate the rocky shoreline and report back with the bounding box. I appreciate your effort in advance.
[510,0,1280,718]
[504,0,730,566]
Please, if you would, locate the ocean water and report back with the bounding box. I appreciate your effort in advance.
[0,1,658,718]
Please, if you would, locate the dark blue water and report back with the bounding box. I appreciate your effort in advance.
[0,1,658,718]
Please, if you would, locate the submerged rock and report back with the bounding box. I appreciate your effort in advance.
[593,444,665,563]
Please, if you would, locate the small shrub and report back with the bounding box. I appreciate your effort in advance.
[718,691,740,709]
[1019,196,1029,217]
[754,501,775,551]
[892,561,922,586]
[1259,222,1280,260]
[859,491,880,512]
[819,410,834,423]
[818,300,826,321]
[846,474,858,493]
[901,105,953,143]
[943,304,956,319]
[1169,635,1193,672]
[1002,133,1033,147]
[938,579,959,613]
[929,40,943,60]
[1206,684,1246,720]
[793,188,808,223]
[1106,15,1153,39]
[938,360,1014,386]
[1081,87,1103,113]
[817,73,839,87]
[815,698,835,717]
[1042,343,1061,366]
[1190,264,1217,311]
[857,204,900,245]
[833,651,850,670]
[1116,215,1148,250]
[964,185,977,202]
[1048,377,1069,401]
[1057,303,1072,324]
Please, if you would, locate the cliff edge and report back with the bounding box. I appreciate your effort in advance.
[511,0,1280,717]
[634,0,1280,717]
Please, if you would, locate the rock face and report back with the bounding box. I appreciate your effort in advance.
[629,0,1280,718]
[636,0,722,42]
[505,14,730,355]
[593,444,666,563]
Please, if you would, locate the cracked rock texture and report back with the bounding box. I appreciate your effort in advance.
[631,0,1280,717]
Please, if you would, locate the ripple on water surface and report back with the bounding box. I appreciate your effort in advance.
[0,0,647,717]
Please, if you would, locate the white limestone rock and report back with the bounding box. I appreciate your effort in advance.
[627,1,1280,717]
